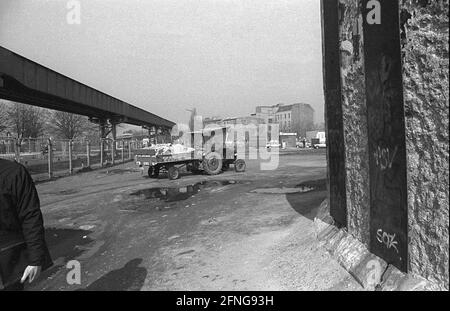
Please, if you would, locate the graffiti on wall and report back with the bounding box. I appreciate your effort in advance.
[376,228,399,254]
[362,0,408,272]
[373,145,398,171]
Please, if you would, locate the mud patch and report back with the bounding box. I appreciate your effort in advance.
[76,166,93,174]
[49,189,80,195]
[101,168,139,175]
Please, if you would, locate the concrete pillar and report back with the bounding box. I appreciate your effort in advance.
[99,121,106,167]
[128,140,132,160]
[325,0,412,274]
[320,0,347,227]
[362,0,408,272]
[111,123,116,165]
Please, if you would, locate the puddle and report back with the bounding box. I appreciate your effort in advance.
[250,179,326,195]
[76,167,93,174]
[129,180,242,202]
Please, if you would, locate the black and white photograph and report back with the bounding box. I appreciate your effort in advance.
[0,0,448,299]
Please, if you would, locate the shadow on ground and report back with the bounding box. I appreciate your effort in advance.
[32,228,94,286]
[285,179,327,220]
[44,227,94,261]
[78,258,147,291]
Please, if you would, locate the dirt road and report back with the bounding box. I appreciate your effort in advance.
[27,149,362,291]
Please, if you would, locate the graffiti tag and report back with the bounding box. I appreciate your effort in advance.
[376,229,399,253]
[373,145,397,170]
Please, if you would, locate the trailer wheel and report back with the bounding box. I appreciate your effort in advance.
[148,166,159,178]
[234,159,246,172]
[203,151,223,175]
[167,166,180,180]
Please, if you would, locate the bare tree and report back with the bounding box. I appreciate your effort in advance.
[7,103,46,141]
[81,119,100,142]
[51,111,87,140]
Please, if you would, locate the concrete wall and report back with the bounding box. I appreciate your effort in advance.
[400,0,449,289]
[338,0,371,246]
[334,0,448,288]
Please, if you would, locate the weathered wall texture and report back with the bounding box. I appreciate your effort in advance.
[400,0,449,289]
[332,0,448,288]
[338,0,371,246]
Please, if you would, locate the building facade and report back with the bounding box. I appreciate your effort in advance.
[272,103,315,137]
[253,105,281,124]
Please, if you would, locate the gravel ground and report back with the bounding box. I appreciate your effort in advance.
[25,149,362,291]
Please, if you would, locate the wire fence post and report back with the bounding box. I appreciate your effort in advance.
[128,140,132,160]
[68,139,73,174]
[100,138,104,167]
[47,138,53,179]
[121,140,124,164]
[86,139,91,167]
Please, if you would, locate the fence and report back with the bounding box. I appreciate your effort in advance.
[0,136,145,180]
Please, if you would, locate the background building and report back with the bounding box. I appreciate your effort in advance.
[255,103,315,138]
[253,104,282,124]
[306,130,326,144]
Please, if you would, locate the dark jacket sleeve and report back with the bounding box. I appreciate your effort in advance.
[14,165,51,267]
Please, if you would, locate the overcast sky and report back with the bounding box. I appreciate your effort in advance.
[0,0,324,125]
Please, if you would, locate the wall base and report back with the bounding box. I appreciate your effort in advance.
[314,199,443,291]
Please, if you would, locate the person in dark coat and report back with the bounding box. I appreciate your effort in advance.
[0,158,52,290]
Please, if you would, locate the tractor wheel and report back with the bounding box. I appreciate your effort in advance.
[202,151,223,175]
[234,159,246,172]
[167,166,180,180]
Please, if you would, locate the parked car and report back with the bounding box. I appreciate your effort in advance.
[314,143,327,149]
[296,141,311,148]
[266,140,281,149]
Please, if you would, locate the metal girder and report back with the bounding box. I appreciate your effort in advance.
[0,46,175,130]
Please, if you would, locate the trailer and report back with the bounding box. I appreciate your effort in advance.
[135,126,246,180]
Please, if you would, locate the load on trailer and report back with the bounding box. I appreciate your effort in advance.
[135,126,246,180]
